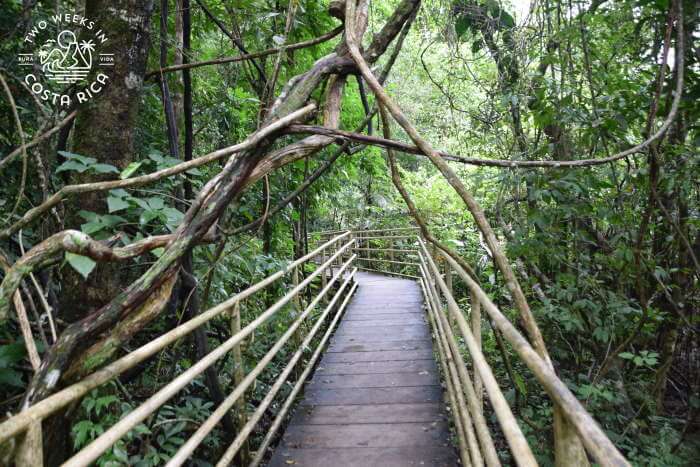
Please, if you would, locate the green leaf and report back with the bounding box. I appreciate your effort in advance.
[162,207,183,225]
[148,149,164,163]
[499,11,515,28]
[130,197,151,211]
[66,252,97,279]
[101,214,127,227]
[147,197,165,210]
[455,16,472,37]
[91,163,119,174]
[619,352,634,360]
[95,395,118,414]
[120,161,143,179]
[80,221,104,235]
[113,444,129,463]
[72,420,93,447]
[78,210,99,222]
[0,368,24,388]
[0,342,27,367]
[140,209,161,225]
[109,189,129,198]
[56,160,89,173]
[107,196,130,213]
[513,371,527,396]
[57,151,96,165]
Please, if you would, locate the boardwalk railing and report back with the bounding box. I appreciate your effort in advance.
[313,226,421,279]
[311,227,630,467]
[2,225,631,466]
[0,232,358,466]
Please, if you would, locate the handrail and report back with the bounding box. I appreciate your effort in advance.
[435,247,630,466]
[64,238,356,466]
[420,276,491,467]
[216,268,358,466]
[249,278,359,466]
[418,243,538,466]
[167,259,357,465]
[329,226,630,467]
[1,225,633,466]
[0,232,356,467]
[311,226,419,235]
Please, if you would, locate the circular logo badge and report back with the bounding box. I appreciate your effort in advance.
[18,13,113,107]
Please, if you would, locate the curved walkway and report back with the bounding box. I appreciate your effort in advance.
[269,271,456,466]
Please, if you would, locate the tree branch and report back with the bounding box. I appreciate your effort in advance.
[0,230,219,322]
[0,105,316,241]
[145,27,343,79]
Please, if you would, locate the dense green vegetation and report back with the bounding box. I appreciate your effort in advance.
[0,0,697,465]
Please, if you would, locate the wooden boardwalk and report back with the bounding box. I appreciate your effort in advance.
[269,271,457,466]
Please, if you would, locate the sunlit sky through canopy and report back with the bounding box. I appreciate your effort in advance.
[511,0,533,24]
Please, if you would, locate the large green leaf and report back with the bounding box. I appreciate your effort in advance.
[0,342,26,367]
[107,195,130,213]
[66,252,97,279]
[0,368,24,388]
[57,151,96,165]
[91,163,120,174]
[56,159,89,173]
[120,161,143,179]
[455,16,473,38]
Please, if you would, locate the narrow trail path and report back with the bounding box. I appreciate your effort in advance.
[269,271,457,466]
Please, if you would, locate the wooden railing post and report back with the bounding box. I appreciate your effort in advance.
[292,266,304,379]
[470,289,483,414]
[320,246,328,303]
[358,233,369,268]
[230,301,249,465]
[15,420,43,466]
[389,237,394,274]
[445,258,453,297]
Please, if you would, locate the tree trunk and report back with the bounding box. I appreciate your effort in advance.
[44,1,154,463]
[60,0,155,322]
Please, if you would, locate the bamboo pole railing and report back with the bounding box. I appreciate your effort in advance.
[311,227,422,277]
[415,236,630,467]
[429,244,629,466]
[311,226,419,236]
[248,279,358,465]
[0,232,357,467]
[310,227,630,467]
[1,225,633,466]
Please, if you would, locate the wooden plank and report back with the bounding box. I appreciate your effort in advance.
[338,317,427,327]
[302,385,443,405]
[269,446,457,467]
[308,371,439,389]
[275,422,451,449]
[335,323,429,333]
[347,300,423,306]
[269,271,457,466]
[289,403,446,425]
[343,308,424,316]
[334,325,429,337]
[342,312,424,321]
[321,349,434,363]
[332,331,430,342]
[327,339,433,353]
[315,359,437,375]
[347,295,422,303]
